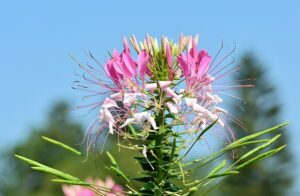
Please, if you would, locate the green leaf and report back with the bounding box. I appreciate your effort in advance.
[206,160,227,177]
[106,151,117,166]
[15,154,80,181]
[165,113,176,119]
[236,145,286,170]
[42,136,82,156]
[188,186,198,193]
[31,166,79,181]
[110,166,130,183]
[128,124,137,137]
[51,179,90,186]
[229,122,288,147]
[131,177,153,183]
[106,151,130,183]
[237,134,281,161]
[183,123,287,171]
[169,137,176,162]
[207,171,239,179]
[15,154,46,168]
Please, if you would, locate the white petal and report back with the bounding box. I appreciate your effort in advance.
[133,112,158,130]
[145,83,157,91]
[200,121,207,130]
[110,92,122,100]
[192,103,206,113]
[179,89,185,93]
[147,115,158,130]
[142,145,154,170]
[102,98,118,108]
[158,81,171,90]
[166,87,180,99]
[133,112,147,122]
[103,108,115,123]
[215,106,227,113]
[185,98,197,107]
[142,145,147,158]
[213,95,223,103]
[206,92,214,101]
[217,119,225,127]
[108,122,114,134]
[123,93,137,107]
[120,118,134,128]
[167,102,178,114]
[207,75,215,82]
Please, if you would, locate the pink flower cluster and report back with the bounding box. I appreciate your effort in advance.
[62,177,123,196]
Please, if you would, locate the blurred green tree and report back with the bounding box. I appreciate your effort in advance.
[0,101,141,196]
[218,54,293,196]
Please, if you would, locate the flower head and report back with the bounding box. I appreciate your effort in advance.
[74,34,247,149]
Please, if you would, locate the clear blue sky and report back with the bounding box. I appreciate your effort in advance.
[1,0,299,193]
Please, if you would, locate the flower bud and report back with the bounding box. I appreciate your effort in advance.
[130,35,140,53]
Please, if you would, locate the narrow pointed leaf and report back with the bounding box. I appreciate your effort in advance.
[207,160,227,177]
[31,166,79,181]
[238,134,281,161]
[229,122,288,147]
[51,179,90,186]
[42,136,82,156]
[236,145,286,170]
[207,171,239,179]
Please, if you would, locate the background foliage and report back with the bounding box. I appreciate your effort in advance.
[0,102,141,196]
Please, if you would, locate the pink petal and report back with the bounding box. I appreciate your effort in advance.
[166,44,175,79]
[177,54,190,82]
[189,39,198,58]
[123,36,130,54]
[166,44,172,66]
[62,185,94,196]
[197,50,212,79]
[138,50,150,80]
[105,61,122,87]
[187,54,197,82]
[122,52,136,77]
[105,177,115,189]
[112,185,124,194]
